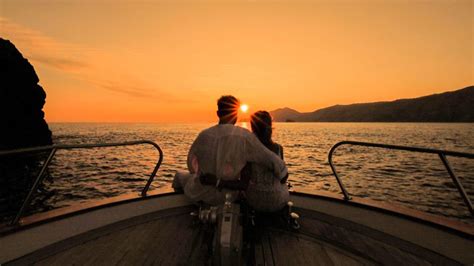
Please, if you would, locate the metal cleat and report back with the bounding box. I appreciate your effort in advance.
[287,201,300,230]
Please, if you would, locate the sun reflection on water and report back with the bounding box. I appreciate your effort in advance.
[239,122,249,130]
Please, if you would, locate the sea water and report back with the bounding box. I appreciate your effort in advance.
[5,123,474,223]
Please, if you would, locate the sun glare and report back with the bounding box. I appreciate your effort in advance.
[240,104,249,113]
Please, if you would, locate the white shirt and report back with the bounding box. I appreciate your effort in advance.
[183,124,288,205]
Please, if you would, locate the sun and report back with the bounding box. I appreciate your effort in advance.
[240,104,249,113]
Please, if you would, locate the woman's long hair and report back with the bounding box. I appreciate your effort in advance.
[250,111,273,148]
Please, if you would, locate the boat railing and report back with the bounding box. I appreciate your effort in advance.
[328,140,474,216]
[0,140,164,225]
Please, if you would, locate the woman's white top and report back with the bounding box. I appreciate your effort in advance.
[246,144,290,212]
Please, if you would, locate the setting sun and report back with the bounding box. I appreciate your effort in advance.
[240,104,249,113]
[0,0,471,123]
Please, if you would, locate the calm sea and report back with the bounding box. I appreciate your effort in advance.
[11,123,474,223]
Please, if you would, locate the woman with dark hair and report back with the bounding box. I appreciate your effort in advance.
[246,111,289,212]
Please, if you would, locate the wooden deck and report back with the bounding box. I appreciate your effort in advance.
[254,228,375,265]
[7,204,459,265]
[7,206,372,265]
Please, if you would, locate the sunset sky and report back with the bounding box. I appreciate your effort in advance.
[1,0,472,122]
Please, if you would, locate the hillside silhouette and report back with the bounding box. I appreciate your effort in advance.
[271,86,474,122]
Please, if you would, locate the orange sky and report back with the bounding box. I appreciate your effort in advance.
[1,0,472,122]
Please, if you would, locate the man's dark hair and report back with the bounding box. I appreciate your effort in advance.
[217,95,239,123]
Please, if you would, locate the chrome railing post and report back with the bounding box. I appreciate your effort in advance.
[328,143,352,200]
[11,148,57,225]
[1,140,164,226]
[328,141,474,217]
[141,142,164,197]
[438,154,474,216]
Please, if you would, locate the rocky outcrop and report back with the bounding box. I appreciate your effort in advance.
[0,39,53,220]
[0,38,52,149]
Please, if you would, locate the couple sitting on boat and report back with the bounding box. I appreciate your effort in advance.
[173,95,289,212]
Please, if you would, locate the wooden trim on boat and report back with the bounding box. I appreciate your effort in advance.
[291,188,474,238]
[290,190,474,264]
[6,206,195,266]
[2,187,472,238]
[0,187,179,236]
[292,208,458,265]
[0,191,193,264]
[1,188,473,264]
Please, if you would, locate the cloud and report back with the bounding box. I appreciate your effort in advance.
[0,17,171,100]
[92,80,161,99]
[0,17,88,72]
[100,84,155,98]
[28,55,89,72]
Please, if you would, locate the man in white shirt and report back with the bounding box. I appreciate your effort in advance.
[173,95,288,205]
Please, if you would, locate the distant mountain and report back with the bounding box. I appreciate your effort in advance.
[271,107,301,122]
[271,86,474,122]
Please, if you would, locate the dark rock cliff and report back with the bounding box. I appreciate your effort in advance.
[0,38,52,149]
[0,38,53,220]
